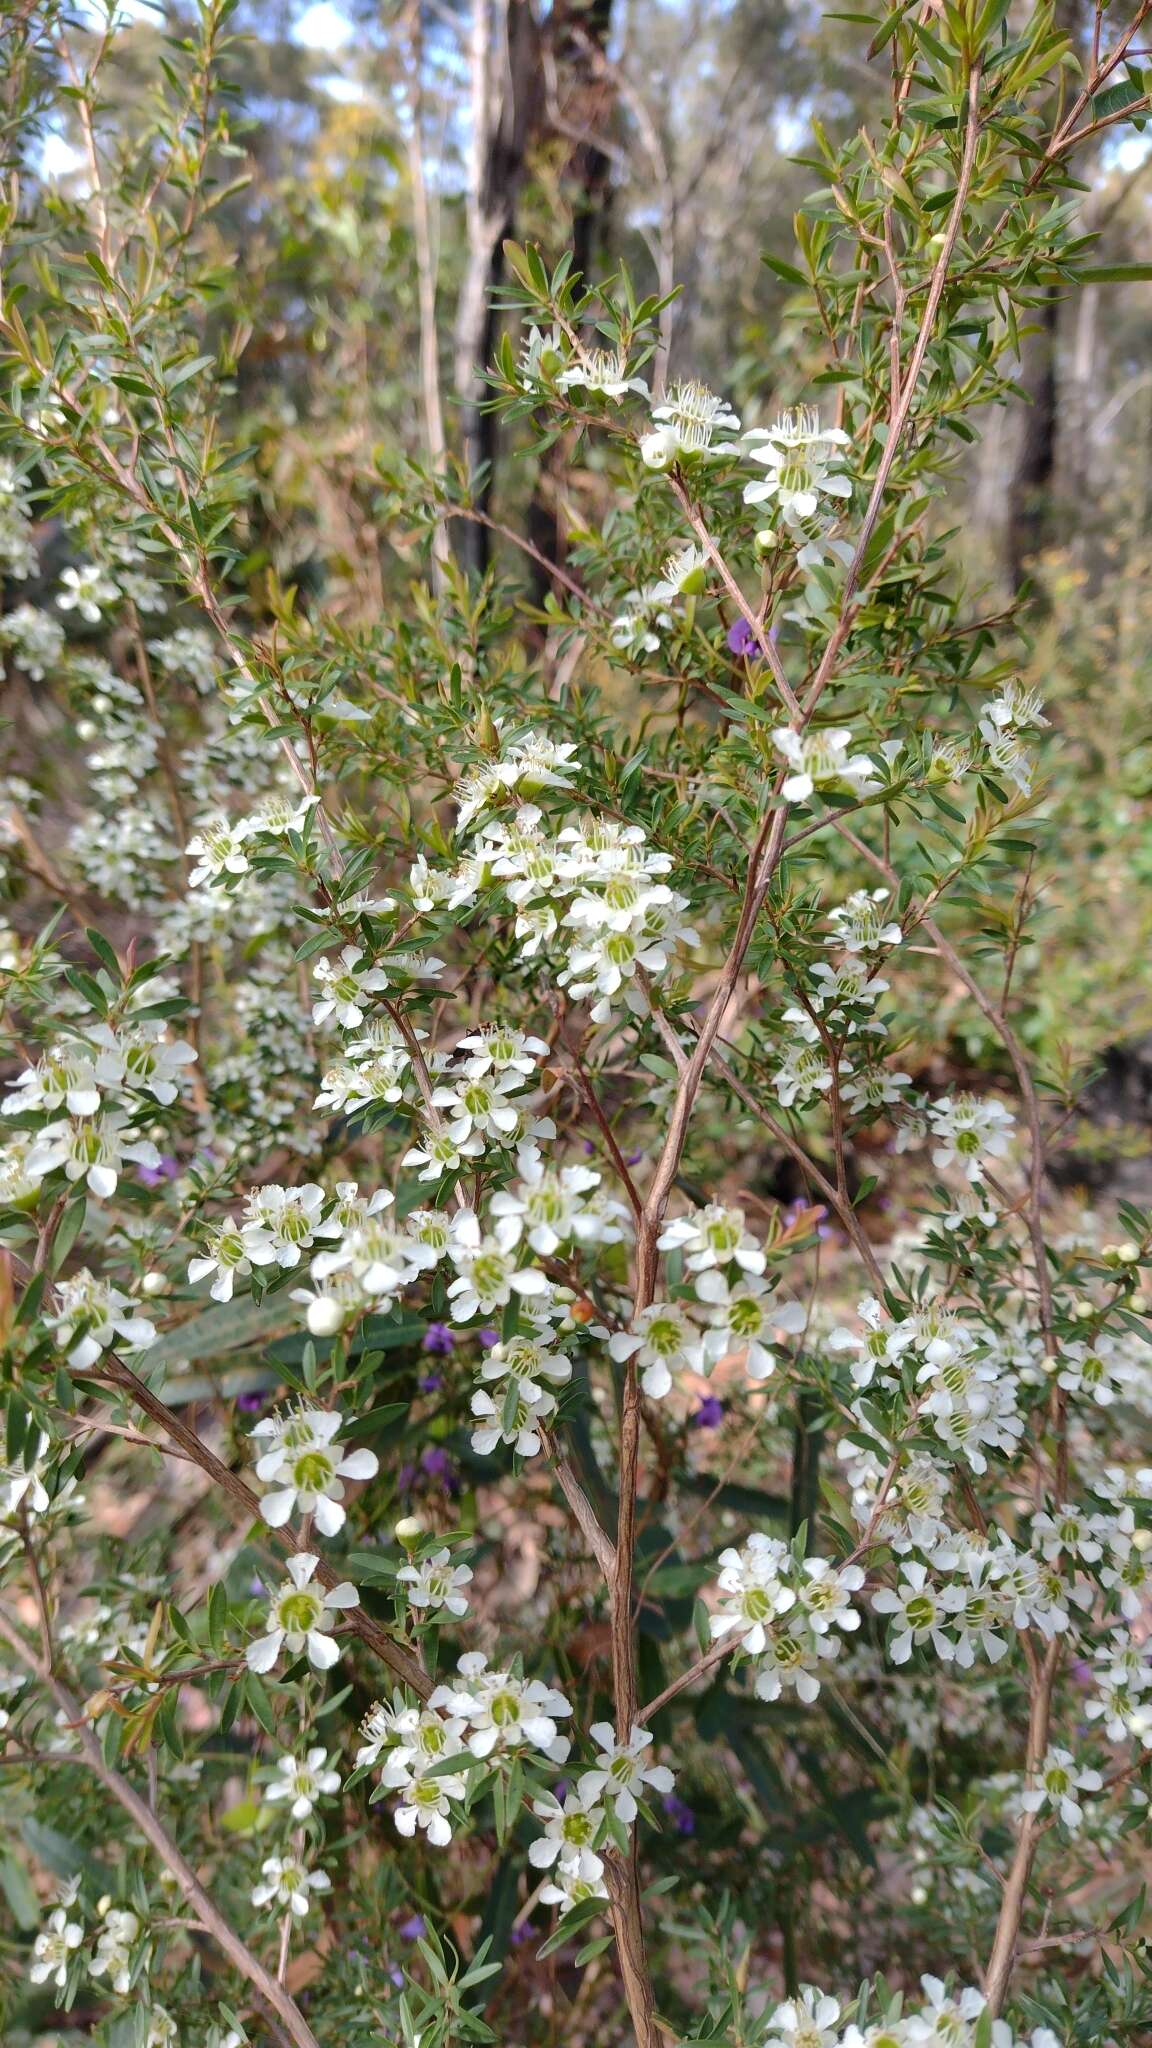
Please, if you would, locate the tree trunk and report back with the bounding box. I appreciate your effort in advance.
[453,0,544,575]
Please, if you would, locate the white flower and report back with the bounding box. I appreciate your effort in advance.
[264,1746,341,1820]
[456,1022,549,1077]
[92,1022,197,1106]
[57,562,118,621]
[692,1271,805,1380]
[251,1852,331,1918]
[26,1112,161,1198]
[246,1552,359,1673]
[528,1786,606,1882]
[3,1043,102,1118]
[89,1906,140,1995]
[906,1977,1012,2047]
[651,542,710,603]
[578,1722,675,1824]
[710,1533,796,1655]
[397,1547,473,1617]
[609,1301,697,1399]
[743,408,851,521]
[455,732,580,832]
[1057,1336,1135,1408]
[489,1155,602,1256]
[773,725,879,804]
[640,380,740,467]
[48,1270,156,1371]
[250,1405,378,1534]
[403,1119,485,1181]
[872,1562,963,1664]
[470,1377,557,1458]
[658,1202,765,1275]
[0,1430,53,1517]
[242,1182,340,1269]
[828,888,902,953]
[556,348,647,401]
[539,1861,609,1914]
[188,1221,254,1302]
[1019,1747,1102,1831]
[30,1906,84,1988]
[436,1650,572,1762]
[763,1986,843,2048]
[431,1068,526,1145]
[393,1765,470,1847]
[312,947,391,1030]
[242,790,319,837]
[796,1558,865,1637]
[186,814,252,887]
[446,1211,548,1321]
[143,2012,178,2048]
[928,1094,1015,1182]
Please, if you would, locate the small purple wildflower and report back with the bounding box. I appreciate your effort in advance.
[422,1322,455,1355]
[690,1395,725,1431]
[236,1390,265,1415]
[398,1914,426,1940]
[663,1792,696,1835]
[726,618,759,659]
[477,1327,499,1349]
[138,1154,180,1188]
[418,1370,445,1393]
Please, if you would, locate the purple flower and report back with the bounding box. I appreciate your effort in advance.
[663,1792,696,1835]
[398,1914,426,1940]
[690,1395,725,1430]
[419,1370,444,1393]
[236,1390,265,1414]
[477,1327,499,1349]
[422,1322,455,1355]
[726,618,759,659]
[138,1154,180,1188]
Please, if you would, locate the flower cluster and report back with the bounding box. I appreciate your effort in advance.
[709,1533,864,1702]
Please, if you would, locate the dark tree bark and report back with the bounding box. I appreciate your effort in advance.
[1005,286,1060,592]
[526,0,616,604]
[453,0,545,576]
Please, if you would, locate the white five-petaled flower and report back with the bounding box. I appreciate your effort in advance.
[249,1405,378,1534]
[188,1220,253,1302]
[528,1786,606,1882]
[872,1562,963,1664]
[186,814,252,887]
[26,1112,161,1199]
[312,946,391,1030]
[639,379,741,468]
[1019,1746,1103,1831]
[434,1650,572,1763]
[251,1852,332,1918]
[578,1721,675,1824]
[555,348,648,402]
[763,1985,843,2048]
[742,408,851,522]
[48,1270,156,1371]
[692,1271,806,1380]
[30,1906,84,1989]
[609,1301,697,1399]
[264,1746,341,1820]
[57,561,118,621]
[772,725,880,805]
[397,1547,473,1616]
[927,1094,1015,1182]
[246,1552,359,1673]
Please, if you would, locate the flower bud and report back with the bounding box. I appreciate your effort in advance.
[395,1515,423,1546]
[140,1271,170,1297]
[306,1296,345,1337]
